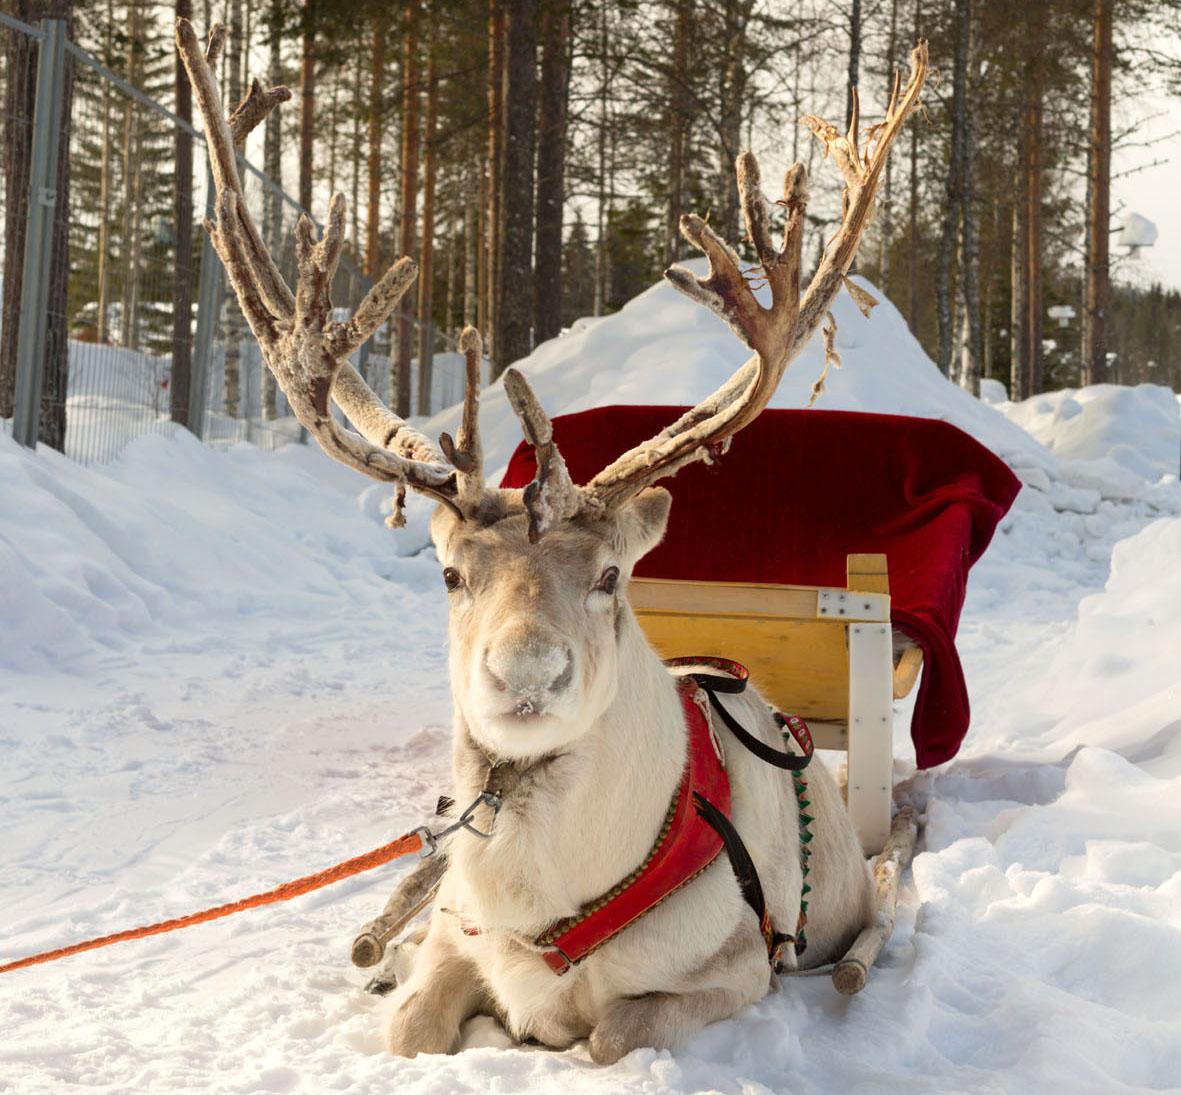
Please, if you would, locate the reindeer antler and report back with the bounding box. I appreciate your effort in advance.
[175,18,484,515]
[574,41,929,514]
[179,18,924,543]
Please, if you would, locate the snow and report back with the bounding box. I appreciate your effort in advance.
[2,273,1180,1093]
[996,382,1181,495]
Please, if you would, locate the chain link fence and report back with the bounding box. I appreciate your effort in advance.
[1,12,463,467]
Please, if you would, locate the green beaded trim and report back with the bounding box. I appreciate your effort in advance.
[792,771,812,950]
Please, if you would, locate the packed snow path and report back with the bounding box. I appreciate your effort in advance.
[3,278,1180,1093]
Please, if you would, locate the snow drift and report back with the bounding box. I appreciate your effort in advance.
[2,270,1180,1093]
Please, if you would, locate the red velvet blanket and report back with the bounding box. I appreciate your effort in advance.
[501,406,1021,768]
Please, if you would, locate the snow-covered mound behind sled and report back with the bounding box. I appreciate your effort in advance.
[425,263,1054,480]
[988,381,1181,499]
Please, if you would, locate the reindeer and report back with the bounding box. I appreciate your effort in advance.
[176,21,927,1062]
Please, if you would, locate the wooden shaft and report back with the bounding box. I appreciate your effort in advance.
[350,853,446,968]
[832,805,918,995]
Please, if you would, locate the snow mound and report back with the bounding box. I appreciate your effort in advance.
[425,264,1054,480]
[998,383,1180,491]
[4,273,1181,1092]
[0,429,441,672]
[1015,516,1181,776]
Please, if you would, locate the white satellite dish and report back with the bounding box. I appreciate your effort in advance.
[1116,212,1158,255]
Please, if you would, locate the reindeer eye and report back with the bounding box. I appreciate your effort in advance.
[442,567,464,592]
[596,567,620,595]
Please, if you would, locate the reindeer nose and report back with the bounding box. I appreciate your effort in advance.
[484,637,574,702]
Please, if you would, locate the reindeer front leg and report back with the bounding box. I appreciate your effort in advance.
[589,920,769,1065]
[385,916,488,1057]
[589,987,752,1065]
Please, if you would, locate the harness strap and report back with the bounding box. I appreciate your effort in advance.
[702,689,814,771]
[667,658,814,966]
[694,793,802,967]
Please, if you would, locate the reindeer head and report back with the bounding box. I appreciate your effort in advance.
[176,19,927,760]
[429,487,672,759]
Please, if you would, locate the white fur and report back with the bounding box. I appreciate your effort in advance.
[384,493,872,1061]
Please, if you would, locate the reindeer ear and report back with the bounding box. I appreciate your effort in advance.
[614,487,672,564]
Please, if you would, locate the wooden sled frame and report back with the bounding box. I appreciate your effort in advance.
[627,553,922,856]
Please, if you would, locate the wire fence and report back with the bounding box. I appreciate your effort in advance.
[1,13,464,467]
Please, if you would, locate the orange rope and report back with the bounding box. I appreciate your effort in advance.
[0,829,426,975]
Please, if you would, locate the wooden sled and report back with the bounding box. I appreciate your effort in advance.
[629,552,922,856]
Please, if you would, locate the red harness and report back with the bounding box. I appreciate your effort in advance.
[459,660,813,975]
[536,675,729,974]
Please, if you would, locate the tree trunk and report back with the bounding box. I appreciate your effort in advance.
[350,32,362,255]
[262,0,282,418]
[171,0,195,428]
[485,0,505,362]
[96,0,114,345]
[877,0,899,289]
[495,0,537,375]
[477,166,488,334]
[715,0,750,243]
[666,0,691,265]
[1025,83,1044,396]
[1083,0,1112,385]
[299,0,315,211]
[533,0,570,345]
[592,1,608,317]
[845,0,861,128]
[222,0,244,419]
[445,220,458,335]
[464,193,478,327]
[1010,198,1027,399]
[936,0,969,377]
[416,39,438,416]
[119,1,144,353]
[366,18,387,279]
[906,0,921,333]
[394,2,420,415]
[957,0,983,395]
[327,69,339,196]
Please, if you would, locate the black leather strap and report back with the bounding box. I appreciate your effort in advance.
[700,688,812,772]
[695,792,800,964]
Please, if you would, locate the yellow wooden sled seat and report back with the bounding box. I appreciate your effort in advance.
[628,553,922,855]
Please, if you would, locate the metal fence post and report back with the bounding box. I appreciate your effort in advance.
[189,160,222,436]
[12,18,66,449]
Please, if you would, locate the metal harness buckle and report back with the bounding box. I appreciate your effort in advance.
[417,791,503,857]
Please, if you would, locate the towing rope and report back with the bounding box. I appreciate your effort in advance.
[0,829,426,976]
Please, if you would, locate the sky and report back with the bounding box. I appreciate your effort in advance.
[1112,90,1181,291]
